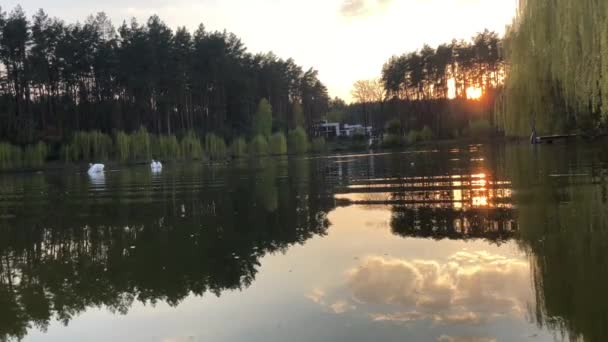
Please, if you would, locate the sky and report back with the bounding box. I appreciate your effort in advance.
[3,0,519,101]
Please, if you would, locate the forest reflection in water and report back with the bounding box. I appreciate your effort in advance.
[0,143,606,341]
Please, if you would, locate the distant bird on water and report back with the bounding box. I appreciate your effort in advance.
[151,160,163,171]
[87,163,105,174]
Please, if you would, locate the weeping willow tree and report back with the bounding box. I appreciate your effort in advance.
[497,0,608,136]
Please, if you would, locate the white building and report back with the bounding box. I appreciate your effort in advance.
[314,121,372,138]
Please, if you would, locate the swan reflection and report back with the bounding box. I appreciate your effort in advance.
[88,171,106,189]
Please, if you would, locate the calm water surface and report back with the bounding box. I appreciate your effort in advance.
[0,143,607,342]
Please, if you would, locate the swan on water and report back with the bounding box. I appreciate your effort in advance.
[151,160,163,171]
[88,163,105,174]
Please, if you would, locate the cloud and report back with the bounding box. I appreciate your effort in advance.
[330,300,356,314]
[306,289,357,314]
[339,0,393,18]
[344,251,531,325]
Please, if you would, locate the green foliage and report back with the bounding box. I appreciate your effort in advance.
[406,130,420,145]
[325,109,345,123]
[70,131,113,161]
[311,137,326,153]
[498,0,608,135]
[157,135,181,160]
[405,126,433,145]
[130,127,151,161]
[385,119,402,135]
[0,8,332,147]
[419,126,433,141]
[0,141,48,169]
[268,132,287,155]
[60,144,77,163]
[23,142,49,168]
[181,131,203,160]
[382,30,502,101]
[0,143,23,169]
[230,137,248,159]
[383,134,403,148]
[249,135,269,156]
[288,127,309,155]
[115,131,130,161]
[293,102,305,128]
[467,119,493,138]
[204,133,228,160]
[253,99,273,138]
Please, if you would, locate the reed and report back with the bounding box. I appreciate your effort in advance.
[288,127,309,155]
[69,131,113,161]
[181,131,203,160]
[130,127,151,161]
[268,132,287,155]
[0,142,23,169]
[157,135,181,160]
[23,142,49,168]
[204,133,228,160]
[230,137,248,159]
[115,131,130,161]
[249,135,269,156]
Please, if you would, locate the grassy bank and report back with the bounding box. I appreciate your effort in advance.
[0,126,319,171]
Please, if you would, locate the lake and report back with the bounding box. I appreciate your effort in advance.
[0,143,607,342]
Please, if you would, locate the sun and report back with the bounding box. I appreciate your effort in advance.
[466,87,483,100]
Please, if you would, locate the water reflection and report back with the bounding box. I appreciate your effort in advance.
[88,171,106,189]
[505,144,608,342]
[347,251,531,325]
[0,159,334,341]
[0,144,606,341]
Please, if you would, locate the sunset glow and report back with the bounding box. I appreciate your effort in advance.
[2,0,519,101]
[466,87,483,100]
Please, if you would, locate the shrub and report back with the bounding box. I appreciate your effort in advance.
[23,142,49,168]
[420,125,434,141]
[288,127,309,155]
[205,133,228,160]
[385,119,402,135]
[249,135,269,156]
[115,131,130,161]
[0,143,23,169]
[60,144,77,162]
[383,134,403,147]
[311,137,326,153]
[130,127,151,161]
[230,137,248,158]
[468,119,493,138]
[158,135,181,160]
[268,132,287,155]
[181,131,203,160]
[253,98,273,137]
[406,130,420,145]
[70,131,113,161]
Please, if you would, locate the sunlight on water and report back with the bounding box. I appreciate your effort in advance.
[0,143,606,342]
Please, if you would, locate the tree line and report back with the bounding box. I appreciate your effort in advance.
[496,0,608,136]
[380,29,503,102]
[0,6,329,146]
[339,30,505,142]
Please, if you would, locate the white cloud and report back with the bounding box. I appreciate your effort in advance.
[344,251,532,325]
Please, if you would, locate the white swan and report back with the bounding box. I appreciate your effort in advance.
[88,163,105,174]
[151,160,163,171]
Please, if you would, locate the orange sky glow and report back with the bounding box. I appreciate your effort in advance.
[6,0,519,102]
